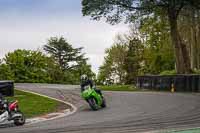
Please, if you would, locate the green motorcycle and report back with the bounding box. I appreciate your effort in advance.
[81,86,106,110]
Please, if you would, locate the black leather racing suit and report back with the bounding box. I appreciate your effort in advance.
[80,79,102,95]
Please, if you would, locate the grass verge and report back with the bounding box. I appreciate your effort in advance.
[98,85,139,91]
[6,89,60,118]
[170,128,200,133]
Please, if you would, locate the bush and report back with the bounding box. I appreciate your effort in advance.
[160,70,176,75]
[193,69,200,74]
[98,85,138,91]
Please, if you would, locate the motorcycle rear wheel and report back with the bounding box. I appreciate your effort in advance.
[101,96,106,108]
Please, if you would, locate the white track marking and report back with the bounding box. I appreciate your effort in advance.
[15,89,77,125]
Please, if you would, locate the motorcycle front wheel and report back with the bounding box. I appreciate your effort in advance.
[88,98,98,111]
[14,111,26,126]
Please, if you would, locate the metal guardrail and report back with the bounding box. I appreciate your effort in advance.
[0,81,14,96]
[136,75,200,92]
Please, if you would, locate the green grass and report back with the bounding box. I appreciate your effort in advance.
[169,128,200,133]
[160,70,177,75]
[98,85,139,91]
[6,90,60,118]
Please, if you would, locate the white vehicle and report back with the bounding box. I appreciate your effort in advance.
[0,99,25,126]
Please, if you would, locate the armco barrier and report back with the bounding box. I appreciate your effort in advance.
[0,81,14,96]
[136,75,200,92]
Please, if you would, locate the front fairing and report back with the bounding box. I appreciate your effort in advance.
[81,87,94,99]
[81,87,103,106]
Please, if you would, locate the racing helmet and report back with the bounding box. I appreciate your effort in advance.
[80,74,88,82]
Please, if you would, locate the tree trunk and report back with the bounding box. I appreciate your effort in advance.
[168,8,192,74]
[190,23,198,69]
[197,24,200,69]
[190,9,198,70]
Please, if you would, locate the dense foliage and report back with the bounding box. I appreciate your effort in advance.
[82,0,200,74]
[82,0,200,84]
[0,37,94,84]
[98,32,144,84]
[97,25,175,84]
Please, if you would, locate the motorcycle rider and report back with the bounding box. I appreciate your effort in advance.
[0,93,4,111]
[80,74,102,96]
[0,93,8,112]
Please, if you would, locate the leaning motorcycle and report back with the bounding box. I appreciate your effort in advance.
[81,86,106,110]
[0,100,25,126]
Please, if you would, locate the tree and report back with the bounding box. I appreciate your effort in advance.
[124,38,144,84]
[44,36,94,84]
[44,37,87,71]
[98,42,127,84]
[76,60,95,78]
[4,49,51,82]
[140,13,175,74]
[98,31,144,84]
[0,64,14,80]
[45,57,64,83]
[64,60,95,84]
[82,0,200,74]
[0,36,94,84]
[178,7,200,70]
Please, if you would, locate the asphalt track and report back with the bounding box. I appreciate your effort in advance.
[1,83,200,133]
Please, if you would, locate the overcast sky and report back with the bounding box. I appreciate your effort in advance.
[0,0,128,73]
